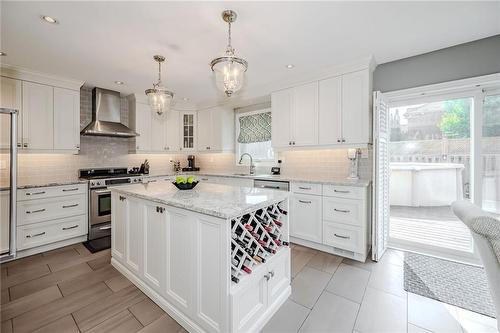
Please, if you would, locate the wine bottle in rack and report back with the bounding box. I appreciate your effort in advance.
[242,265,252,274]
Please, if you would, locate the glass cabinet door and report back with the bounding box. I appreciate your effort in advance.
[181,112,196,150]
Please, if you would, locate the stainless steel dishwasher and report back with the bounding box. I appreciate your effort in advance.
[254,179,290,191]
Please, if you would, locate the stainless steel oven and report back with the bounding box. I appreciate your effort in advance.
[89,188,112,238]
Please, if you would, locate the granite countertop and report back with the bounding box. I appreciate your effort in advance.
[111,181,290,219]
[146,172,371,187]
[0,179,87,192]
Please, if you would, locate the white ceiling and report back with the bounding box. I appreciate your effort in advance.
[2,1,499,108]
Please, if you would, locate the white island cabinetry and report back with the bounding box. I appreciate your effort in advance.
[111,181,291,333]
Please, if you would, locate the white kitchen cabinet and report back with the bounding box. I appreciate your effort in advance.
[130,100,152,152]
[342,70,370,144]
[0,77,22,149]
[271,82,318,148]
[271,88,292,148]
[125,198,144,276]
[22,81,54,150]
[143,202,167,293]
[197,106,234,152]
[165,110,180,152]
[111,193,127,261]
[151,114,167,152]
[290,193,322,243]
[180,111,196,151]
[54,87,80,151]
[1,191,10,254]
[318,76,342,145]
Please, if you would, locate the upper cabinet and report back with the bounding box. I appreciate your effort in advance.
[180,111,196,151]
[272,82,318,148]
[197,106,234,152]
[0,67,83,154]
[272,68,372,149]
[165,110,180,152]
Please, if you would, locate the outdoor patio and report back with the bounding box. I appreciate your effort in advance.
[390,205,474,253]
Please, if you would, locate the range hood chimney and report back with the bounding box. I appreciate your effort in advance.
[81,87,138,138]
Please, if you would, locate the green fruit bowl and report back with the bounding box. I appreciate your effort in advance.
[172,181,199,190]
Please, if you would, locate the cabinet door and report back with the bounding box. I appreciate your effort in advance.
[143,203,166,293]
[293,82,318,146]
[180,112,196,151]
[135,103,152,152]
[165,110,179,151]
[271,89,292,148]
[342,70,369,144]
[290,193,322,243]
[0,77,22,149]
[150,114,167,152]
[1,191,10,254]
[266,247,290,308]
[125,198,143,276]
[22,81,53,150]
[54,88,80,151]
[196,109,211,151]
[111,194,127,262]
[318,76,342,145]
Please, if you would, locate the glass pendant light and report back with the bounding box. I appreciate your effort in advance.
[145,55,174,116]
[210,10,248,97]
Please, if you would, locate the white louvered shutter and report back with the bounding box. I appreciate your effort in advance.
[372,91,390,261]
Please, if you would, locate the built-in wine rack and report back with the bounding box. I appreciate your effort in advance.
[230,201,288,283]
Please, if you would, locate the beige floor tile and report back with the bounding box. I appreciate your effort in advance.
[129,298,165,326]
[12,282,112,333]
[299,291,359,333]
[58,264,119,296]
[105,274,133,292]
[326,263,370,303]
[354,287,407,333]
[9,262,92,300]
[1,285,62,321]
[48,249,111,272]
[32,315,80,333]
[367,261,406,298]
[86,310,143,333]
[73,284,145,332]
[1,289,9,304]
[379,249,405,267]
[136,314,185,333]
[73,243,92,256]
[291,247,318,278]
[341,257,378,272]
[1,319,13,333]
[290,266,332,309]
[1,264,51,290]
[408,293,463,333]
[87,255,111,270]
[306,251,342,274]
[261,300,310,333]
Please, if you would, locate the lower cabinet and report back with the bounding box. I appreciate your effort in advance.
[290,193,322,243]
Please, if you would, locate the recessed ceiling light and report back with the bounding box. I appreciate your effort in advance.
[182,97,189,101]
[114,81,124,85]
[41,15,58,24]
[0,52,6,56]
[285,64,295,69]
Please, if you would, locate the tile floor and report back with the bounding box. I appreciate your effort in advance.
[1,242,497,333]
[262,244,499,333]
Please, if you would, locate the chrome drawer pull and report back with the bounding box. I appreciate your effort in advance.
[99,226,111,230]
[26,232,45,238]
[26,191,46,196]
[62,204,79,209]
[119,196,126,201]
[334,208,350,213]
[298,186,311,190]
[62,225,79,230]
[62,188,79,192]
[334,189,350,194]
[298,200,312,204]
[26,208,46,214]
[334,233,350,239]
[263,185,280,189]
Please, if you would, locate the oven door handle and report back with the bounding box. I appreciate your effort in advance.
[93,189,111,195]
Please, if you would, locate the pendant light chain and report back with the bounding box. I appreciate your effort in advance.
[157,61,162,86]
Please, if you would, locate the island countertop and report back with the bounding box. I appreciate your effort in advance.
[110,180,290,219]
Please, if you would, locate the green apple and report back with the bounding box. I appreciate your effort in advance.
[175,176,186,184]
[187,176,194,184]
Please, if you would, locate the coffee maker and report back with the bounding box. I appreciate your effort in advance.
[182,155,200,172]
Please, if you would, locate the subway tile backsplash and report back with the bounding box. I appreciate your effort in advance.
[0,87,372,186]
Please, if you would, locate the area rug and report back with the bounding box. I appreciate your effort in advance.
[404,252,496,318]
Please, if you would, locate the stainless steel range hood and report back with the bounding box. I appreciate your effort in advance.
[81,87,138,137]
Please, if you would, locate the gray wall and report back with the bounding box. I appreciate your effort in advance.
[373,34,500,92]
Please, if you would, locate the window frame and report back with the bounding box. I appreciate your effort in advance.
[234,107,276,166]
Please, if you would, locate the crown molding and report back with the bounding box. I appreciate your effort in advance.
[0,63,85,91]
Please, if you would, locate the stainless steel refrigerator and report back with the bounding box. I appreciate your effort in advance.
[1,107,18,262]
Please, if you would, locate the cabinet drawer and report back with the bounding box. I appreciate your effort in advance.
[18,183,87,201]
[322,185,364,199]
[267,247,290,307]
[323,222,364,253]
[323,197,363,227]
[291,182,322,195]
[17,194,86,226]
[17,215,87,250]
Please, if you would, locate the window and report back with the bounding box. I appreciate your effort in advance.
[235,108,274,163]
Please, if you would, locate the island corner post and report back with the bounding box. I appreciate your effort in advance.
[109,181,291,333]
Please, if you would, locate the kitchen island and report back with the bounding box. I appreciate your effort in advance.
[110,181,291,333]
